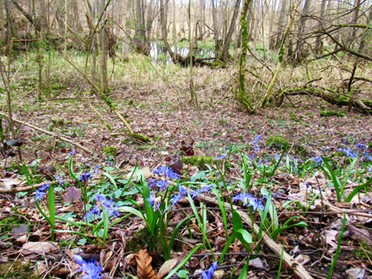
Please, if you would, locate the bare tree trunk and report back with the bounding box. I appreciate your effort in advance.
[0,0,6,49]
[211,0,221,57]
[237,0,254,113]
[133,0,149,55]
[315,0,327,54]
[4,0,14,53]
[271,0,288,49]
[99,0,109,92]
[294,0,311,61]
[358,4,372,56]
[349,0,361,49]
[220,0,242,62]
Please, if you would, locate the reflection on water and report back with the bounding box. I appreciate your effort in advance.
[150,42,214,64]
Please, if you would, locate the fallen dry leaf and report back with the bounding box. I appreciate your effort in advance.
[157,258,178,279]
[21,241,58,256]
[135,249,157,279]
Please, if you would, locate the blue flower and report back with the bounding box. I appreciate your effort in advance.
[200,185,212,193]
[201,261,218,279]
[356,143,366,151]
[69,150,76,156]
[361,152,372,162]
[146,192,159,210]
[148,179,157,190]
[35,183,50,201]
[191,190,201,198]
[233,193,264,211]
[54,175,64,186]
[73,255,103,279]
[95,194,118,218]
[94,165,101,174]
[156,180,169,191]
[312,156,323,166]
[153,166,180,180]
[171,186,188,205]
[214,155,226,160]
[338,148,358,158]
[79,172,92,183]
[171,193,183,205]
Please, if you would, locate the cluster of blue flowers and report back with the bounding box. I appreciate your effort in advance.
[73,255,103,279]
[146,166,181,210]
[35,183,50,201]
[251,134,263,152]
[85,194,118,221]
[312,156,323,166]
[337,143,371,162]
[232,193,265,211]
[170,185,212,205]
[148,166,180,191]
[201,261,218,279]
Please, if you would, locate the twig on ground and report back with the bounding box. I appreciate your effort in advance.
[0,112,93,155]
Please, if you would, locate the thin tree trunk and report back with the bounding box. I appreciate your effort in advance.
[294,0,311,61]
[315,0,327,53]
[237,0,254,113]
[272,0,288,49]
[221,0,242,62]
[212,0,221,56]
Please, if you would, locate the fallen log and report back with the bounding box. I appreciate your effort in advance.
[274,87,371,114]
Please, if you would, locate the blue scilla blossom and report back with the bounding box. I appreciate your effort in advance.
[200,185,212,193]
[146,192,160,210]
[233,193,264,211]
[171,186,188,205]
[191,185,212,199]
[356,143,366,151]
[201,261,218,279]
[312,156,323,166]
[252,134,263,144]
[214,154,227,160]
[84,205,101,220]
[95,194,118,218]
[54,175,64,186]
[153,166,180,180]
[73,255,103,279]
[35,183,50,201]
[148,179,157,190]
[361,152,372,162]
[79,172,92,183]
[68,150,76,156]
[338,148,358,158]
[156,180,169,191]
[94,165,101,174]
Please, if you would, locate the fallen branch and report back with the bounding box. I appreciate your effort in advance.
[0,112,93,154]
[0,181,52,194]
[197,195,314,279]
[274,87,372,113]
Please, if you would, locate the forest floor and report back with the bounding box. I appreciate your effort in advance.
[0,54,371,279]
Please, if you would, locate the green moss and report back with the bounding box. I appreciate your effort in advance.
[182,156,213,169]
[320,110,345,117]
[0,262,39,279]
[131,133,151,143]
[266,135,290,151]
[103,145,118,157]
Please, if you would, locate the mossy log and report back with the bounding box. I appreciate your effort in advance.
[274,87,372,113]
